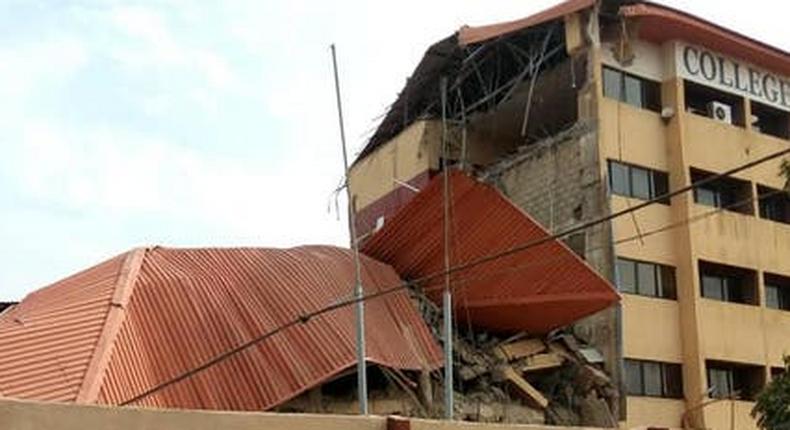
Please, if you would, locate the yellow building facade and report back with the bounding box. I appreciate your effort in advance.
[601,38,790,429]
[349,2,790,428]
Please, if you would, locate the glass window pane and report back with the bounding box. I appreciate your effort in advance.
[617,259,637,294]
[723,277,743,303]
[663,364,684,398]
[696,187,720,207]
[637,262,658,297]
[653,172,670,203]
[603,68,622,101]
[766,285,780,309]
[624,75,644,108]
[781,288,790,311]
[643,362,663,396]
[659,266,677,300]
[702,275,724,300]
[625,360,643,395]
[708,368,732,399]
[631,167,651,200]
[610,162,631,196]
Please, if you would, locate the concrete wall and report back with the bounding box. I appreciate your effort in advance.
[484,120,621,416]
[0,398,612,430]
[349,119,440,211]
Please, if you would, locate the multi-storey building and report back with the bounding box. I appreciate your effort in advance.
[348,1,790,428]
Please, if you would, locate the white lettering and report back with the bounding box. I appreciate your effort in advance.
[677,43,790,113]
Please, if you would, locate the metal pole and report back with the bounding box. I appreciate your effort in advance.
[330,43,368,415]
[440,76,454,420]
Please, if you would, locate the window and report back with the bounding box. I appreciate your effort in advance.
[684,80,746,127]
[706,361,764,400]
[765,273,790,311]
[691,169,754,215]
[608,161,670,204]
[699,261,758,305]
[625,359,683,398]
[602,67,661,111]
[616,258,676,299]
[758,185,790,224]
[751,101,790,139]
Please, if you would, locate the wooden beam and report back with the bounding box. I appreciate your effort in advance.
[520,352,565,373]
[495,338,546,361]
[499,366,549,409]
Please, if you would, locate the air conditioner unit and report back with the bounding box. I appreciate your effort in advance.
[707,101,732,124]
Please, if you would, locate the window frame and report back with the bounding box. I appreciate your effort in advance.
[608,160,670,205]
[699,261,758,305]
[616,257,677,300]
[602,66,661,112]
[625,359,684,399]
[764,273,790,311]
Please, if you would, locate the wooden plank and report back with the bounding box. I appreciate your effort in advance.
[520,352,565,373]
[494,338,546,361]
[500,366,549,409]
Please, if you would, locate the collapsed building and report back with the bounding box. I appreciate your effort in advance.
[348,0,790,429]
[0,173,618,427]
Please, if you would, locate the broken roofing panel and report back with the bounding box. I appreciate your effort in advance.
[361,171,619,334]
[458,0,595,45]
[356,0,595,163]
[0,246,442,411]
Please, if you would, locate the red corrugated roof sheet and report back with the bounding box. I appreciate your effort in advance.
[362,171,619,334]
[0,253,126,402]
[458,0,595,46]
[0,246,442,410]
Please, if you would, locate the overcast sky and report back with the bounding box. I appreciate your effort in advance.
[1,0,787,300]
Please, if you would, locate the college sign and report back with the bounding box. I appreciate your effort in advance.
[676,42,790,112]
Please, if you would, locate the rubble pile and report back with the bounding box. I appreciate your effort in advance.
[450,332,618,426]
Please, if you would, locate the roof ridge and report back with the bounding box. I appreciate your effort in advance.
[75,247,148,404]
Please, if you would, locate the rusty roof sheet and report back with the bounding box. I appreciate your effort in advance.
[362,171,619,334]
[0,246,442,410]
[458,0,594,46]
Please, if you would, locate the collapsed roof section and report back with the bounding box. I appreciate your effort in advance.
[0,246,442,410]
[362,171,620,333]
[356,0,590,163]
[356,0,790,167]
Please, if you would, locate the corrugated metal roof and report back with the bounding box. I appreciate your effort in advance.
[0,246,442,410]
[0,252,128,402]
[362,171,619,333]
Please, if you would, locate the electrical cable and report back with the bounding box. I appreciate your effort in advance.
[120,148,790,406]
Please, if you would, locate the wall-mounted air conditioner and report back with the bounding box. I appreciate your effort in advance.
[707,101,732,124]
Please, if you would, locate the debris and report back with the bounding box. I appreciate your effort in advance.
[520,352,565,373]
[279,308,618,427]
[497,365,549,409]
[494,338,546,361]
[579,347,605,364]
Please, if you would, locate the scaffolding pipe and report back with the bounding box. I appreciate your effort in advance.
[440,76,454,420]
[330,43,368,415]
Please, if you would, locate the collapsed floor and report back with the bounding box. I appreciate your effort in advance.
[278,296,618,427]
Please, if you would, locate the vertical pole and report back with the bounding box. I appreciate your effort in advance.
[331,43,368,415]
[440,76,454,420]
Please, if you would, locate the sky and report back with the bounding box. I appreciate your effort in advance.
[1,0,787,300]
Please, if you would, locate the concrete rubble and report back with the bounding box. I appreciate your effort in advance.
[281,295,619,428]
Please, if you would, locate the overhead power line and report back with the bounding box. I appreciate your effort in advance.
[120,147,790,406]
